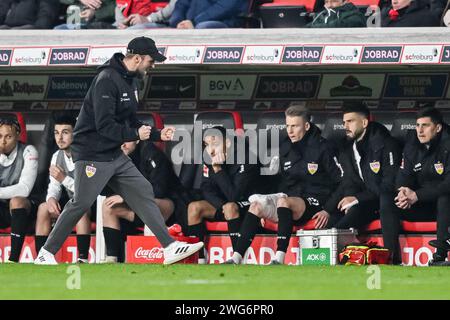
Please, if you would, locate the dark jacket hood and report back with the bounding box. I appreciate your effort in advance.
[97,52,137,82]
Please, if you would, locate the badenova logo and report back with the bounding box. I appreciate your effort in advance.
[301,248,331,265]
[203,47,244,63]
[49,48,89,65]
[321,46,362,64]
[165,46,205,64]
[87,47,126,65]
[361,46,402,63]
[47,75,93,100]
[0,50,12,66]
[401,45,442,63]
[441,46,450,63]
[11,48,50,66]
[282,46,323,63]
[242,46,283,64]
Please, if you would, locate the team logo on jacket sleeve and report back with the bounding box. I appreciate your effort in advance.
[307,163,318,175]
[85,165,96,178]
[369,161,380,174]
[203,164,209,177]
[434,162,444,175]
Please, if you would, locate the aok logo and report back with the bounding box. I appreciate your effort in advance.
[306,253,327,262]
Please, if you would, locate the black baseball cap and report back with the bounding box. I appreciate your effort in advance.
[126,36,166,62]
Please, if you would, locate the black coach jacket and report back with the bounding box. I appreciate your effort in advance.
[278,123,342,207]
[71,53,160,162]
[396,124,450,201]
[324,122,401,212]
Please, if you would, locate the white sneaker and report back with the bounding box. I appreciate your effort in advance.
[34,248,58,265]
[163,241,204,265]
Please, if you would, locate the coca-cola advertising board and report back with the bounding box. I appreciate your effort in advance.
[126,236,199,264]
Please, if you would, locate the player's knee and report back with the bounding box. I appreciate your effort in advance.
[277,197,289,208]
[249,202,264,218]
[188,201,203,222]
[9,196,28,209]
[222,202,239,220]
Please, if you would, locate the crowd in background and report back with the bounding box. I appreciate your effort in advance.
[0,0,449,30]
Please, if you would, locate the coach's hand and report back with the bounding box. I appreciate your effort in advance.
[104,195,124,208]
[47,197,61,216]
[50,165,66,183]
[312,210,329,229]
[138,125,152,140]
[160,127,176,141]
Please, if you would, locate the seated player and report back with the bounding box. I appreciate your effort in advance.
[228,105,342,265]
[388,107,450,266]
[186,126,261,264]
[0,115,38,262]
[35,113,91,263]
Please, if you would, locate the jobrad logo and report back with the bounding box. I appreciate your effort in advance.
[361,46,402,63]
[49,48,88,65]
[282,46,322,63]
[0,50,12,66]
[203,47,243,63]
[442,46,450,63]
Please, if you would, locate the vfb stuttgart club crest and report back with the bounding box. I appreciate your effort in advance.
[307,163,318,175]
[85,165,96,178]
[370,161,380,174]
[434,162,444,175]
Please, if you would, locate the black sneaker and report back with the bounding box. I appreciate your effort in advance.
[428,253,448,266]
[221,259,237,265]
[428,239,450,251]
[269,260,282,265]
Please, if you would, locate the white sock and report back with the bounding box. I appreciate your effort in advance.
[275,251,285,264]
[105,256,117,263]
[231,252,243,264]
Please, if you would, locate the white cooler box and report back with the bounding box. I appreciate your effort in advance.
[296,228,358,265]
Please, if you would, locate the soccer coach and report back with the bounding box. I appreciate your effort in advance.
[35,37,203,265]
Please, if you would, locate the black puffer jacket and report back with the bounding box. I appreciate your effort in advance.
[324,122,402,212]
[72,53,160,162]
[0,0,60,28]
[381,0,440,27]
[396,124,450,201]
[278,123,342,206]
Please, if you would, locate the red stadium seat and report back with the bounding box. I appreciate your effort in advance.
[402,221,437,233]
[0,227,11,234]
[360,219,382,232]
[205,221,229,232]
[264,218,316,232]
[261,0,316,12]
[348,0,380,6]
[359,219,437,233]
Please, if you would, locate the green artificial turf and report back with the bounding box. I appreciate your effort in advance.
[1,264,449,300]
